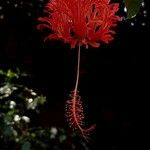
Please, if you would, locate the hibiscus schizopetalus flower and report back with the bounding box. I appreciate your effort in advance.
[37,0,120,48]
[37,0,120,140]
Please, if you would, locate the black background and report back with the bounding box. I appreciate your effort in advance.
[0,0,149,149]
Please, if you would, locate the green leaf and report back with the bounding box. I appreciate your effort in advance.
[59,135,67,143]
[124,0,142,19]
[3,126,13,137]
[0,70,5,75]
[6,69,18,79]
[21,141,31,150]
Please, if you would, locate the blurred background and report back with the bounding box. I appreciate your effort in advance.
[0,0,149,149]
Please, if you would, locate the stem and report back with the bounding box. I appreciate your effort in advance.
[74,43,81,95]
[69,43,96,139]
[73,43,84,134]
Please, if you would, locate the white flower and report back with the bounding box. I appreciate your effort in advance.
[22,116,30,123]
[31,92,37,96]
[50,127,58,139]
[9,101,16,109]
[0,85,11,95]
[50,127,58,135]
[27,100,37,110]
[14,115,20,122]
[28,98,33,103]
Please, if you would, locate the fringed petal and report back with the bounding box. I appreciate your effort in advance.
[37,0,120,48]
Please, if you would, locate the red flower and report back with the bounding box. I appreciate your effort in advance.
[37,0,121,140]
[37,0,121,48]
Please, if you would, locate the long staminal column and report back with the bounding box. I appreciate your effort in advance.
[65,44,96,140]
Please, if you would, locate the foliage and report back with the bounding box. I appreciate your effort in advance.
[0,69,88,150]
[124,0,142,19]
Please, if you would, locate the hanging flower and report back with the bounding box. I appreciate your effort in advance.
[37,0,121,140]
[37,0,121,49]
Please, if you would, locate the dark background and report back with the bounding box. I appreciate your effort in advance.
[0,0,149,149]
